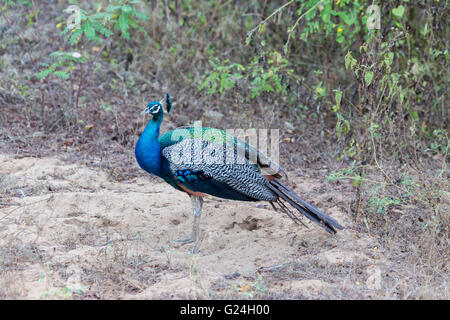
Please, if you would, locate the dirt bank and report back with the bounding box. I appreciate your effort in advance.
[0,154,386,299]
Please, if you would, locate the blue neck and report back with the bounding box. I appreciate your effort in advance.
[135,113,164,175]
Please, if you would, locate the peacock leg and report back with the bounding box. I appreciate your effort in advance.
[173,195,203,253]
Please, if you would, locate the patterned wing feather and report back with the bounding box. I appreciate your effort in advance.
[159,127,286,179]
[162,138,277,201]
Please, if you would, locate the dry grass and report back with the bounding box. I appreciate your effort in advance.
[1,154,447,300]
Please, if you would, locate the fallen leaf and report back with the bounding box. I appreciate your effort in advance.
[240,284,251,292]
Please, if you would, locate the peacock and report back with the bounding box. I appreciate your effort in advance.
[135,94,343,253]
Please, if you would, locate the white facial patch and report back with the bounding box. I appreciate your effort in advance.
[150,104,161,114]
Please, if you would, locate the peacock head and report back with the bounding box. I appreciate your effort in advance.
[141,93,172,117]
[141,101,163,117]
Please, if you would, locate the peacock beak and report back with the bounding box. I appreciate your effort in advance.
[141,109,149,115]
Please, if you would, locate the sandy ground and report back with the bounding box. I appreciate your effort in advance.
[0,154,386,299]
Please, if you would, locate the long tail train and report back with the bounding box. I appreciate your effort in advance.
[267,180,344,234]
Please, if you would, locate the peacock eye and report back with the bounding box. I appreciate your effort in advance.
[150,105,161,113]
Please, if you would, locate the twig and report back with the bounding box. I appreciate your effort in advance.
[258,262,292,273]
[74,60,84,110]
[246,0,323,55]
[95,236,142,247]
[1,196,54,221]
[284,1,323,53]
[31,0,39,25]
[247,0,295,38]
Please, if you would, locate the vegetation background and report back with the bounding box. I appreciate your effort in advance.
[0,0,448,299]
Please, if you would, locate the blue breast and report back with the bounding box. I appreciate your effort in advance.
[135,116,164,176]
[135,141,161,175]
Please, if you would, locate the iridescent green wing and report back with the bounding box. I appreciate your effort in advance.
[159,127,286,178]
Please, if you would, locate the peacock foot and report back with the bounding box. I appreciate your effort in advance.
[173,207,202,253]
[173,233,201,254]
[173,233,195,245]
